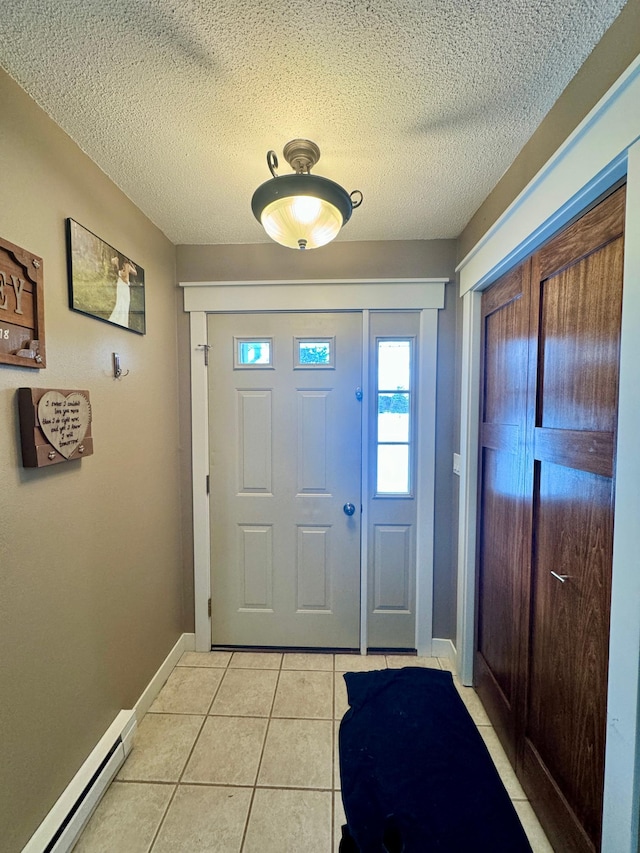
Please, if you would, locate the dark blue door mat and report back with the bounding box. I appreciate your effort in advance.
[338,667,533,852]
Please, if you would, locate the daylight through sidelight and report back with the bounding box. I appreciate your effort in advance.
[376,338,412,494]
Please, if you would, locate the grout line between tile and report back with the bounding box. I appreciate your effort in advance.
[146,783,178,853]
[172,660,229,787]
[239,659,286,852]
[252,662,285,788]
[238,785,257,853]
[205,667,226,714]
[245,784,339,793]
[176,715,214,786]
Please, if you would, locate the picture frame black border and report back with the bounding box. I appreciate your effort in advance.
[66,218,146,335]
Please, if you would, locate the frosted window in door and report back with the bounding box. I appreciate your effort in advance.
[235,338,273,368]
[295,337,335,368]
[376,339,413,495]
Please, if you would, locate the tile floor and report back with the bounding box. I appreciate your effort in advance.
[73,651,554,853]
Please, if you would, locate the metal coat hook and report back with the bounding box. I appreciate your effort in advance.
[112,352,129,379]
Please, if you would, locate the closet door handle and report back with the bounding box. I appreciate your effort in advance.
[550,571,570,583]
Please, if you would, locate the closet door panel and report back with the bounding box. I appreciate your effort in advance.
[528,462,613,847]
[523,186,624,852]
[537,241,624,434]
[537,185,626,281]
[476,185,625,852]
[476,263,531,764]
[478,448,521,702]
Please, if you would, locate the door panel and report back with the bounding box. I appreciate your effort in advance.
[373,525,411,611]
[527,462,613,847]
[296,526,331,609]
[297,391,329,490]
[238,391,272,491]
[367,312,420,650]
[475,184,625,853]
[476,262,531,766]
[208,312,362,649]
[522,188,624,852]
[537,243,623,434]
[239,525,273,608]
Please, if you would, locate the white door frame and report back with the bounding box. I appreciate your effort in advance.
[456,55,640,853]
[180,278,446,658]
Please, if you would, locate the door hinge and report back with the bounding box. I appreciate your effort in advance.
[197,343,211,366]
[208,598,212,618]
[206,474,210,495]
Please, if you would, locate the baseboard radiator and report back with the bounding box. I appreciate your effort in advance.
[22,710,137,853]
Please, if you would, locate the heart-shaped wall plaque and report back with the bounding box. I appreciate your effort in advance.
[37,391,92,459]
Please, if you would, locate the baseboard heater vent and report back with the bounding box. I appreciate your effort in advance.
[22,710,136,853]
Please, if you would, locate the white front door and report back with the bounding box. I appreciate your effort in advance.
[208,312,362,648]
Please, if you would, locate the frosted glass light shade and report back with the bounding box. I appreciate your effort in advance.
[252,173,354,250]
[261,195,343,249]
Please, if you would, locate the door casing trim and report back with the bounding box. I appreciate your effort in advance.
[181,279,446,656]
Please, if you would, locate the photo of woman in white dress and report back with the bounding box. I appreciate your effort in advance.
[67,218,146,334]
[108,254,138,328]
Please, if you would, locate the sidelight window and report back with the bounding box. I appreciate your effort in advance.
[375,338,413,495]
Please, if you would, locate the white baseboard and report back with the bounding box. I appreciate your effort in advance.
[21,711,136,853]
[432,637,457,672]
[134,632,195,720]
[21,632,195,853]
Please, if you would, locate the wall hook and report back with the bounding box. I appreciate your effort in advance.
[112,352,129,379]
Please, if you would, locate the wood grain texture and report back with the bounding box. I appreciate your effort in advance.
[534,427,614,478]
[17,387,94,467]
[524,185,623,852]
[481,422,520,454]
[476,260,531,766]
[537,185,625,281]
[522,738,596,853]
[537,240,624,434]
[0,236,46,369]
[475,184,625,853]
[528,462,613,848]
[523,188,624,850]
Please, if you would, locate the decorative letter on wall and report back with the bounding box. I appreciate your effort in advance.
[0,236,46,368]
[18,388,93,467]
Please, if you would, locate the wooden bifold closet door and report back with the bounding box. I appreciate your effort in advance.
[475,185,625,853]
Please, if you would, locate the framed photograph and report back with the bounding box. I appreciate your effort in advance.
[66,218,145,334]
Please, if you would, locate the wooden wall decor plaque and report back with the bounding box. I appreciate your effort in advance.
[18,388,93,467]
[0,236,46,368]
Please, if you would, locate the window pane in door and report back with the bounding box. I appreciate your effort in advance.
[378,340,411,390]
[295,337,335,368]
[377,445,410,494]
[378,392,410,442]
[236,338,272,366]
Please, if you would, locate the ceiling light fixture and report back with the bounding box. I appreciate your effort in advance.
[251,139,363,250]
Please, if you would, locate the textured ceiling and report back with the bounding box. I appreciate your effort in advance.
[0,0,628,245]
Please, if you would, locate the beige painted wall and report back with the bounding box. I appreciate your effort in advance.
[176,239,459,641]
[0,71,185,852]
[458,0,640,260]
